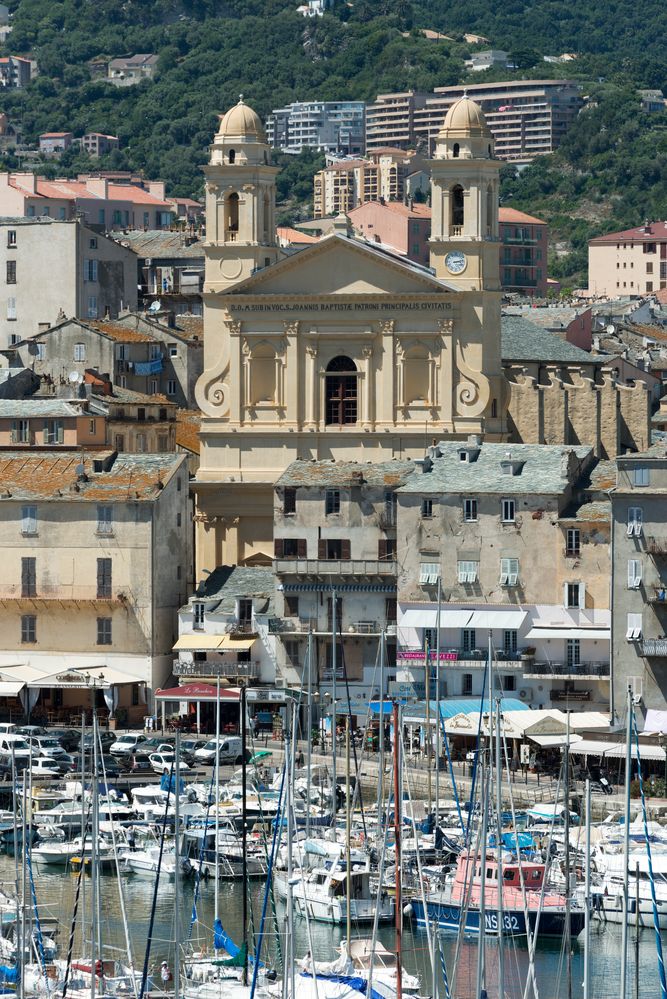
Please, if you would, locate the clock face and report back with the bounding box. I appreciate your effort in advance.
[445,250,467,275]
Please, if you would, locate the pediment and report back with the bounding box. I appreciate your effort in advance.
[224,234,455,298]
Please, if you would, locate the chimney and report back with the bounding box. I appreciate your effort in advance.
[13,171,37,194]
[147,181,166,201]
[85,177,109,198]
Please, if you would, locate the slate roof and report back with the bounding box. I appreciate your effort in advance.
[276,458,415,489]
[194,565,275,616]
[399,442,592,496]
[115,230,205,260]
[0,399,85,418]
[0,451,184,501]
[501,315,596,364]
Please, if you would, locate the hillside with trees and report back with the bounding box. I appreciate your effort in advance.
[1,0,666,286]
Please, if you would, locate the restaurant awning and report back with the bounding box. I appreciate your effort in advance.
[0,664,144,689]
[0,681,24,697]
[399,609,472,629]
[467,610,527,629]
[569,739,620,757]
[605,742,666,761]
[173,634,225,650]
[525,628,610,641]
[154,683,241,701]
[530,733,583,747]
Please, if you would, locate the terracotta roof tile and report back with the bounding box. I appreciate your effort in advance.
[175,410,201,454]
[498,207,547,225]
[87,320,156,343]
[590,222,667,244]
[0,451,183,502]
[276,226,319,244]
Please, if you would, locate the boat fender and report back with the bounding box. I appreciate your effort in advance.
[423,876,430,892]
[403,903,413,917]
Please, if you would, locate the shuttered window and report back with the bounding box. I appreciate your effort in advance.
[97,558,112,599]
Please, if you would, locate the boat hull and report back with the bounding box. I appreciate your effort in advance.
[411,897,585,938]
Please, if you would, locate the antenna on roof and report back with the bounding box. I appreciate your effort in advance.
[68,370,83,385]
[148,300,162,313]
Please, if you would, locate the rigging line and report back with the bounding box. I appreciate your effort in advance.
[631,711,667,998]
[465,655,488,846]
[250,761,286,999]
[400,730,435,980]
[338,629,368,839]
[62,801,93,999]
[188,759,215,938]
[367,762,394,999]
[26,850,48,991]
[450,762,487,998]
[138,758,175,999]
[500,727,539,999]
[97,746,138,999]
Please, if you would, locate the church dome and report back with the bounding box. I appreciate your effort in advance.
[217,98,266,142]
[439,95,491,138]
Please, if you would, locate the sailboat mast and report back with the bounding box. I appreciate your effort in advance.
[475,755,487,997]
[392,701,402,999]
[378,631,386,834]
[620,685,633,999]
[90,709,98,999]
[306,629,313,838]
[564,710,572,999]
[495,698,504,999]
[174,730,181,999]
[214,675,221,920]
[435,577,442,833]
[346,715,351,952]
[241,684,248,987]
[583,777,591,999]
[332,587,338,819]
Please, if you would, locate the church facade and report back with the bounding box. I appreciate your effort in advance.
[194,97,511,569]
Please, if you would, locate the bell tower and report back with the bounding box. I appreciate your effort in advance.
[429,96,501,292]
[203,97,280,292]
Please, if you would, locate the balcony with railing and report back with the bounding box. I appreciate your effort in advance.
[273,558,397,578]
[523,661,610,679]
[173,658,260,680]
[224,620,257,637]
[0,584,120,606]
[397,647,524,668]
[269,616,393,636]
[648,587,667,605]
[641,638,667,657]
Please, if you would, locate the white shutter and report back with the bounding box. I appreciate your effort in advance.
[563,582,569,606]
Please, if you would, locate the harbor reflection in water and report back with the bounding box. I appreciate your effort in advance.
[13,855,663,999]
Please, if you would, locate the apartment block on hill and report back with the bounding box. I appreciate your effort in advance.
[365,81,583,163]
[0,172,174,230]
[588,222,667,298]
[266,101,365,156]
[0,218,137,350]
[0,56,30,89]
[81,133,120,158]
[313,149,425,217]
[0,450,190,720]
[38,132,73,157]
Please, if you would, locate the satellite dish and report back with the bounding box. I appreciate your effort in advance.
[75,463,85,477]
[148,300,162,313]
[606,324,616,335]
[68,370,83,385]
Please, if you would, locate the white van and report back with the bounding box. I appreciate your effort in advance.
[194,736,244,766]
[0,723,17,735]
[0,734,31,761]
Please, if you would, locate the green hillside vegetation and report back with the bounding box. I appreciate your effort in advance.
[1,0,666,286]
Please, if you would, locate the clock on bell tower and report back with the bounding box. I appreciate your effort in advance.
[428,95,501,293]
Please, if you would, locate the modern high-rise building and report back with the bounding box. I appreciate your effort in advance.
[265,101,365,156]
[313,149,425,218]
[366,81,583,164]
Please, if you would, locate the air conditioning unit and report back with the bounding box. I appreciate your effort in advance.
[275,678,287,689]
[518,688,531,701]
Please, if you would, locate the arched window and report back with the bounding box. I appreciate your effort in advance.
[224,192,239,240]
[325,356,357,426]
[451,185,464,228]
[486,185,494,233]
[453,142,460,158]
[262,192,270,243]
[228,149,236,164]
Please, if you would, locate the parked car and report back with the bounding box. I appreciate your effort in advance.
[30,757,62,778]
[109,733,147,757]
[47,728,81,752]
[81,731,117,754]
[27,736,68,760]
[122,752,153,774]
[139,737,175,754]
[194,737,245,766]
[16,725,48,739]
[179,737,204,764]
[149,752,191,775]
[0,734,31,762]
